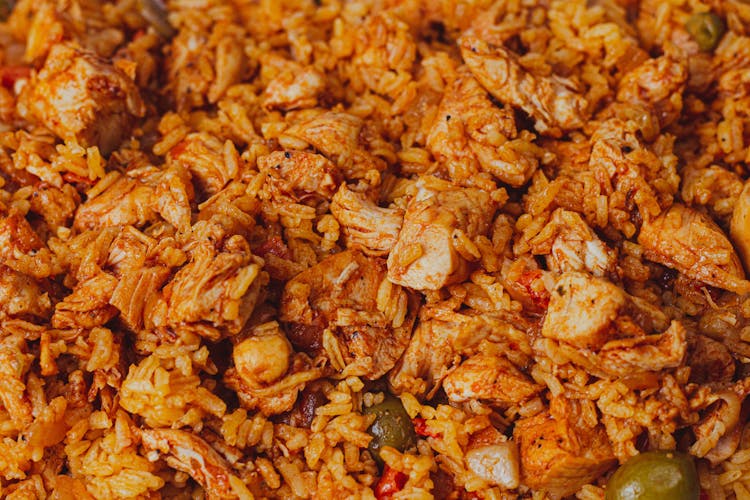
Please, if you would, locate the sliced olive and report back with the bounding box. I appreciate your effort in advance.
[605,451,699,500]
[685,12,726,52]
[363,396,416,465]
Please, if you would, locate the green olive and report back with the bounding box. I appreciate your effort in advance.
[363,396,416,465]
[605,451,699,500]
[685,12,726,52]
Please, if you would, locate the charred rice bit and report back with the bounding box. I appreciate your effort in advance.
[2,0,750,498]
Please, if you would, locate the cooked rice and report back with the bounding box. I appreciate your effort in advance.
[0,0,750,498]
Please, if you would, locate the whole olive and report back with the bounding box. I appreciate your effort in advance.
[605,451,699,500]
[363,396,417,465]
[685,12,726,52]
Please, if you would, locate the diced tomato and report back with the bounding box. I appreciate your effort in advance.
[255,235,293,260]
[413,417,441,438]
[517,269,550,309]
[375,465,408,500]
[0,66,31,90]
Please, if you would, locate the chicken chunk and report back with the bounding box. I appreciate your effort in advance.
[168,132,238,196]
[687,334,734,384]
[18,43,145,155]
[283,110,386,179]
[257,150,341,202]
[387,182,496,290]
[0,212,61,279]
[639,204,750,294]
[730,180,750,273]
[52,272,119,329]
[280,249,417,379]
[542,272,627,350]
[533,209,617,277]
[0,266,52,320]
[73,170,158,232]
[389,310,531,399]
[164,223,266,338]
[442,351,542,407]
[140,429,251,500]
[460,36,588,137]
[616,55,687,129]
[515,398,617,498]
[263,65,325,111]
[426,67,538,187]
[330,184,404,256]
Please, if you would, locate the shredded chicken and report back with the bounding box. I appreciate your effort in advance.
[426,67,539,187]
[460,36,588,137]
[330,184,403,256]
[730,180,750,273]
[140,429,251,500]
[18,42,145,154]
[387,180,496,290]
[515,397,617,499]
[639,203,750,294]
[257,150,341,202]
[280,249,417,379]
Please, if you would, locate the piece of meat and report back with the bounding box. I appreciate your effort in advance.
[465,428,520,490]
[387,182,495,290]
[109,266,171,331]
[140,429,250,500]
[388,310,530,399]
[730,179,750,273]
[426,67,538,187]
[514,398,617,498]
[687,333,735,384]
[533,209,617,277]
[330,184,403,256]
[638,204,750,294]
[257,150,341,202]
[283,110,386,179]
[164,225,266,338]
[280,249,417,379]
[51,272,119,329]
[595,320,687,376]
[0,212,61,279]
[263,65,325,111]
[460,36,588,138]
[542,272,627,350]
[615,55,687,130]
[18,42,145,155]
[152,165,194,233]
[0,266,52,320]
[442,351,542,407]
[167,132,239,196]
[28,184,80,232]
[73,170,158,231]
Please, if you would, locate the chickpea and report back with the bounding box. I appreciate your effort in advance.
[233,332,292,385]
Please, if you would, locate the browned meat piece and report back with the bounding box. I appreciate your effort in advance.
[18,43,145,154]
[0,212,61,279]
[73,170,158,231]
[638,204,750,294]
[257,150,341,202]
[442,351,542,407]
[542,272,627,350]
[0,266,52,320]
[167,132,239,196]
[140,429,251,500]
[460,36,588,137]
[28,184,80,232]
[616,55,687,129]
[515,398,617,498]
[387,181,496,290]
[596,320,687,376]
[52,272,119,329]
[283,110,386,179]
[388,310,531,399]
[164,223,266,337]
[532,209,617,277]
[263,64,325,111]
[426,67,538,187]
[152,165,194,234]
[687,334,735,384]
[109,266,171,332]
[330,184,403,256]
[280,249,417,379]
